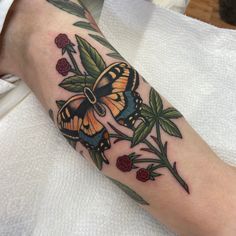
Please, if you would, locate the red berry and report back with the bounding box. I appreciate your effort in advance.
[56,58,71,76]
[116,155,133,172]
[136,168,150,182]
[55,34,71,48]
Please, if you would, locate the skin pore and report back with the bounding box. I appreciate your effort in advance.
[0,1,236,235]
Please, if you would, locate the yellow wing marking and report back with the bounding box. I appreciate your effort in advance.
[80,110,103,136]
[101,93,125,117]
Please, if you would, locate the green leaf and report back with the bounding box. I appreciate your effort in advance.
[89,34,116,51]
[74,21,97,32]
[152,172,162,177]
[76,0,87,10]
[48,109,54,122]
[159,117,182,138]
[132,120,155,147]
[76,35,106,78]
[59,75,96,92]
[66,44,76,53]
[47,0,85,18]
[107,52,124,60]
[141,104,155,120]
[108,177,149,205]
[89,34,124,60]
[89,151,104,170]
[56,100,66,109]
[149,88,163,115]
[162,107,183,119]
[66,138,77,149]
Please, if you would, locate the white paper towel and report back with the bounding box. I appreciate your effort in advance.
[0,0,236,235]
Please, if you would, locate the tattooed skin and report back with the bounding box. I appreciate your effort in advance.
[47,0,189,199]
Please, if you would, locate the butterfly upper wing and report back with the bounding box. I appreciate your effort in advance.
[93,62,139,93]
[93,62,142,128]
[57,95,110,152]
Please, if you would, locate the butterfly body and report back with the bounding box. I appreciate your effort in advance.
[57,62,142,152]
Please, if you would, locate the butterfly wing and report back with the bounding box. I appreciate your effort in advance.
[101,91,142,127]
[57,95,110,152]
[93,62,142,128]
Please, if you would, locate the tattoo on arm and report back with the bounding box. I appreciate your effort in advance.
[47,0,123,60]
[47,0,190,202]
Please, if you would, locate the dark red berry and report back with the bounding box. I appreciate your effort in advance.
[56,58,71,76]
[116,155,133,172]
[136,168,150,182]
[55,34,71,48]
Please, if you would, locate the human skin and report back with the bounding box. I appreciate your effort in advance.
[0,1,236,235]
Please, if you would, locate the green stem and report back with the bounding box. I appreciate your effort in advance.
[165,160,189,194]
[155,121,189,193]
[67,49,82,75]
[109,125,189,193]
[133,159,162,164]
[156,121,165,155]
[70,68,80,75]
[143,139,162,158]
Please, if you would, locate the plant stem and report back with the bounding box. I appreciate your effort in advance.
[143,139,162,158]
[134,159,162,164]
[67,49,82,75]
[156,121,165,155]
[155,121,189,193]
[164,160,189,194]
[109,125,189,193]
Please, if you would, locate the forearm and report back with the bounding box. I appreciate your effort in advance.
[1,1,236,235]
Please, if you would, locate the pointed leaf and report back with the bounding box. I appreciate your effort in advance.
[162,107,183,119]
[164,141,168,154]
[62,47,66,55]
[66,138,77,149]
[89,34,124,60]
[149,88,163,115]
[76,35,106,78]
[89,151,103,170]
[159,117,182,138]
[74,21,97,32]
[76,0,87,10]
[67,44,76,53]
[152,172,162,177]
[56,100,66,109]
[132,120,155,146]
[141,104,155,120]
[89,34,116,51]
[107,52,124,60]
[108,122,127,139]
[48,109,54,122]
[59,75,96,92]
[108,177,149,205]
[47,0,85,18]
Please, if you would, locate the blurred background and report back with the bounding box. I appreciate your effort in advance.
[84,0,236,30]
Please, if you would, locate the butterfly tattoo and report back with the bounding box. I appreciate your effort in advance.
[57,62,143,152]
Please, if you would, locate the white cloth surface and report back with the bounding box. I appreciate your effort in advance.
[1,0,236,235]
[152,0,189,13]
[0,0,14,32]
[0,0,31,117]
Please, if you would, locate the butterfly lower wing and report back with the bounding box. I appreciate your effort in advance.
[57,95,85,140]
[94,62,142,128]
[101,91,142,128]
[57,95,110,152]
[79,109,110,151]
